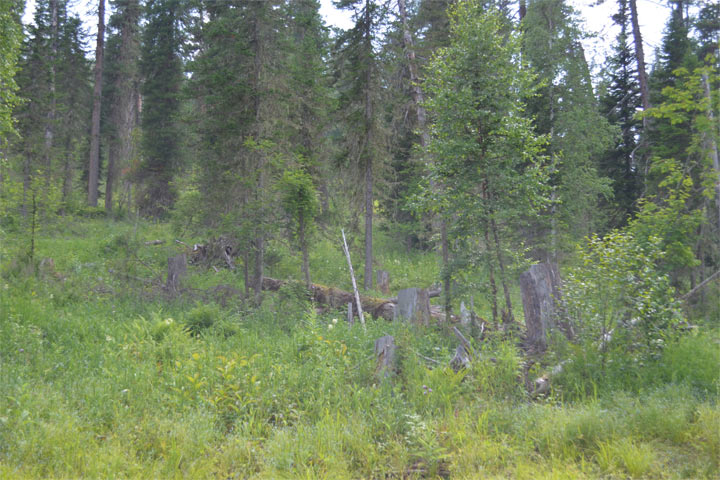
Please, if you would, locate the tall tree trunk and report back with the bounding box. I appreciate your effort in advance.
[21,152,30,217]
[363,0,374,291]
[490,216,514,324]
[43,0,58,196]
[629,0,650,121]
[251,6,265,305]
[484,228,499,324]
[398,0,429,147]
[88,0,105,207]
[299,212,311,287]
[399,0,450,310]
[107,0,140,213]
[60,137,73,215]
[702,73,720,231]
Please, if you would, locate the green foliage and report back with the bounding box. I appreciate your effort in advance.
[558,230,683,390]
[0,0,21,141]
[636,64,719,282]
[278,168,320,239]
[137,0,184,218]
[184,303,221,336]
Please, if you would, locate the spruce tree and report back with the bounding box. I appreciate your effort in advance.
[599,0,643,226]
[334,0,389,290]
[423,0,549,324]
[138,0,184,217]
[523,0,614,258]
[15,0,91,215]
[103,0,140,212]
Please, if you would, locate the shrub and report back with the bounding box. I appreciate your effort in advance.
[557,231,683,390]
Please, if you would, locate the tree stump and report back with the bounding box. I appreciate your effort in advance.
[166,254,187,293]
[450,344,471,372]
[377,269,390,295]
[460,301,470,326]
[519,263,561,353]
[394,288,431,325]
[374,335,397,378]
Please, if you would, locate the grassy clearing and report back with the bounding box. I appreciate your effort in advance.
[0,218,718,478]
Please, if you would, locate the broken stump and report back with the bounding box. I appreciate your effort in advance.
[519,263,562,353]
[166,254,187,293]
[377,269,390,295]
[394,288,431,326]
[375,335,397,378]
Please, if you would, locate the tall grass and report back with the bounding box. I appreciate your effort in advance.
[0,218,717,478]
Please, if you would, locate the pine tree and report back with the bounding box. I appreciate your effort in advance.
[138,0,184,217]
[0,0,22,143]
[188,0,291,301]
[87,0,105,207]
[422,0,549,324]
[14,0,91,215]
[599,0,643,226]
[523,0,614,258]
[103,0,140,212]
[334,0,389,290]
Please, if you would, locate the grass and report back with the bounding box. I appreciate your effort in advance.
[0,217,718,478]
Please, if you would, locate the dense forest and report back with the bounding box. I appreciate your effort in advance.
[0,0,718,478]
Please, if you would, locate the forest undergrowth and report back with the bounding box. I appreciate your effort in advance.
[0,217,717,479]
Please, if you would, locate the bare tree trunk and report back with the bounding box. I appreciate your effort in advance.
[702,73,720,230]
[364,156,373,290]
[22,152,30,217]
[398,0,429,147]
[60,138,73,215]
[491,216,514,324]
[105,139,116,212]
[363,0,374,291]
[88,0,105,207]
[629,0,650,122]
[484,228,498,323]
[399,0,452,313]
[251,7,265,305]
[43,0,58,196]
[299,211,311,287]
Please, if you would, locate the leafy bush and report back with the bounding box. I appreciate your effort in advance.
[184,303,221,335]
[558,231,683,387]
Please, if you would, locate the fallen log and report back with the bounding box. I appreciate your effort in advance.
[261,277,448,321]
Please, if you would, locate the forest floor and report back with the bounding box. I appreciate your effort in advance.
[0,217,718,479]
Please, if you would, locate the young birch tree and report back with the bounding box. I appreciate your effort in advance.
[422,0,549,324]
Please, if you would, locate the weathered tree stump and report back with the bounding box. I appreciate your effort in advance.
[166,254,187,293]
[450,344,471,372]
[375,335,397,378]
[519,263,562,353]
[394,288,431,325]
[460,301,470,327]
[377,269,390,295]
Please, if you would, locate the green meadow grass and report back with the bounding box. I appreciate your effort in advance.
[0,218,717,478]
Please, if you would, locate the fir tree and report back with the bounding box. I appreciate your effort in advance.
[599,0,643,226]
[334,0,389,290]
[138,0,184,217]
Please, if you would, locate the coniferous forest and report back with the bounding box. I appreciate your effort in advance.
[0,0,719,477]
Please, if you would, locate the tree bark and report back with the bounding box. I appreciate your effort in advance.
[88,0,105,207]
[299,211,311,287]
[398,0,429,148]
[484,227,498,324]
[260,276,443,322]
[43,0,58,196]
[629,0,650,120]
[491,216,514,324]
[363,0,374,291]
[343,228,366,326]
[701,73,720,230]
